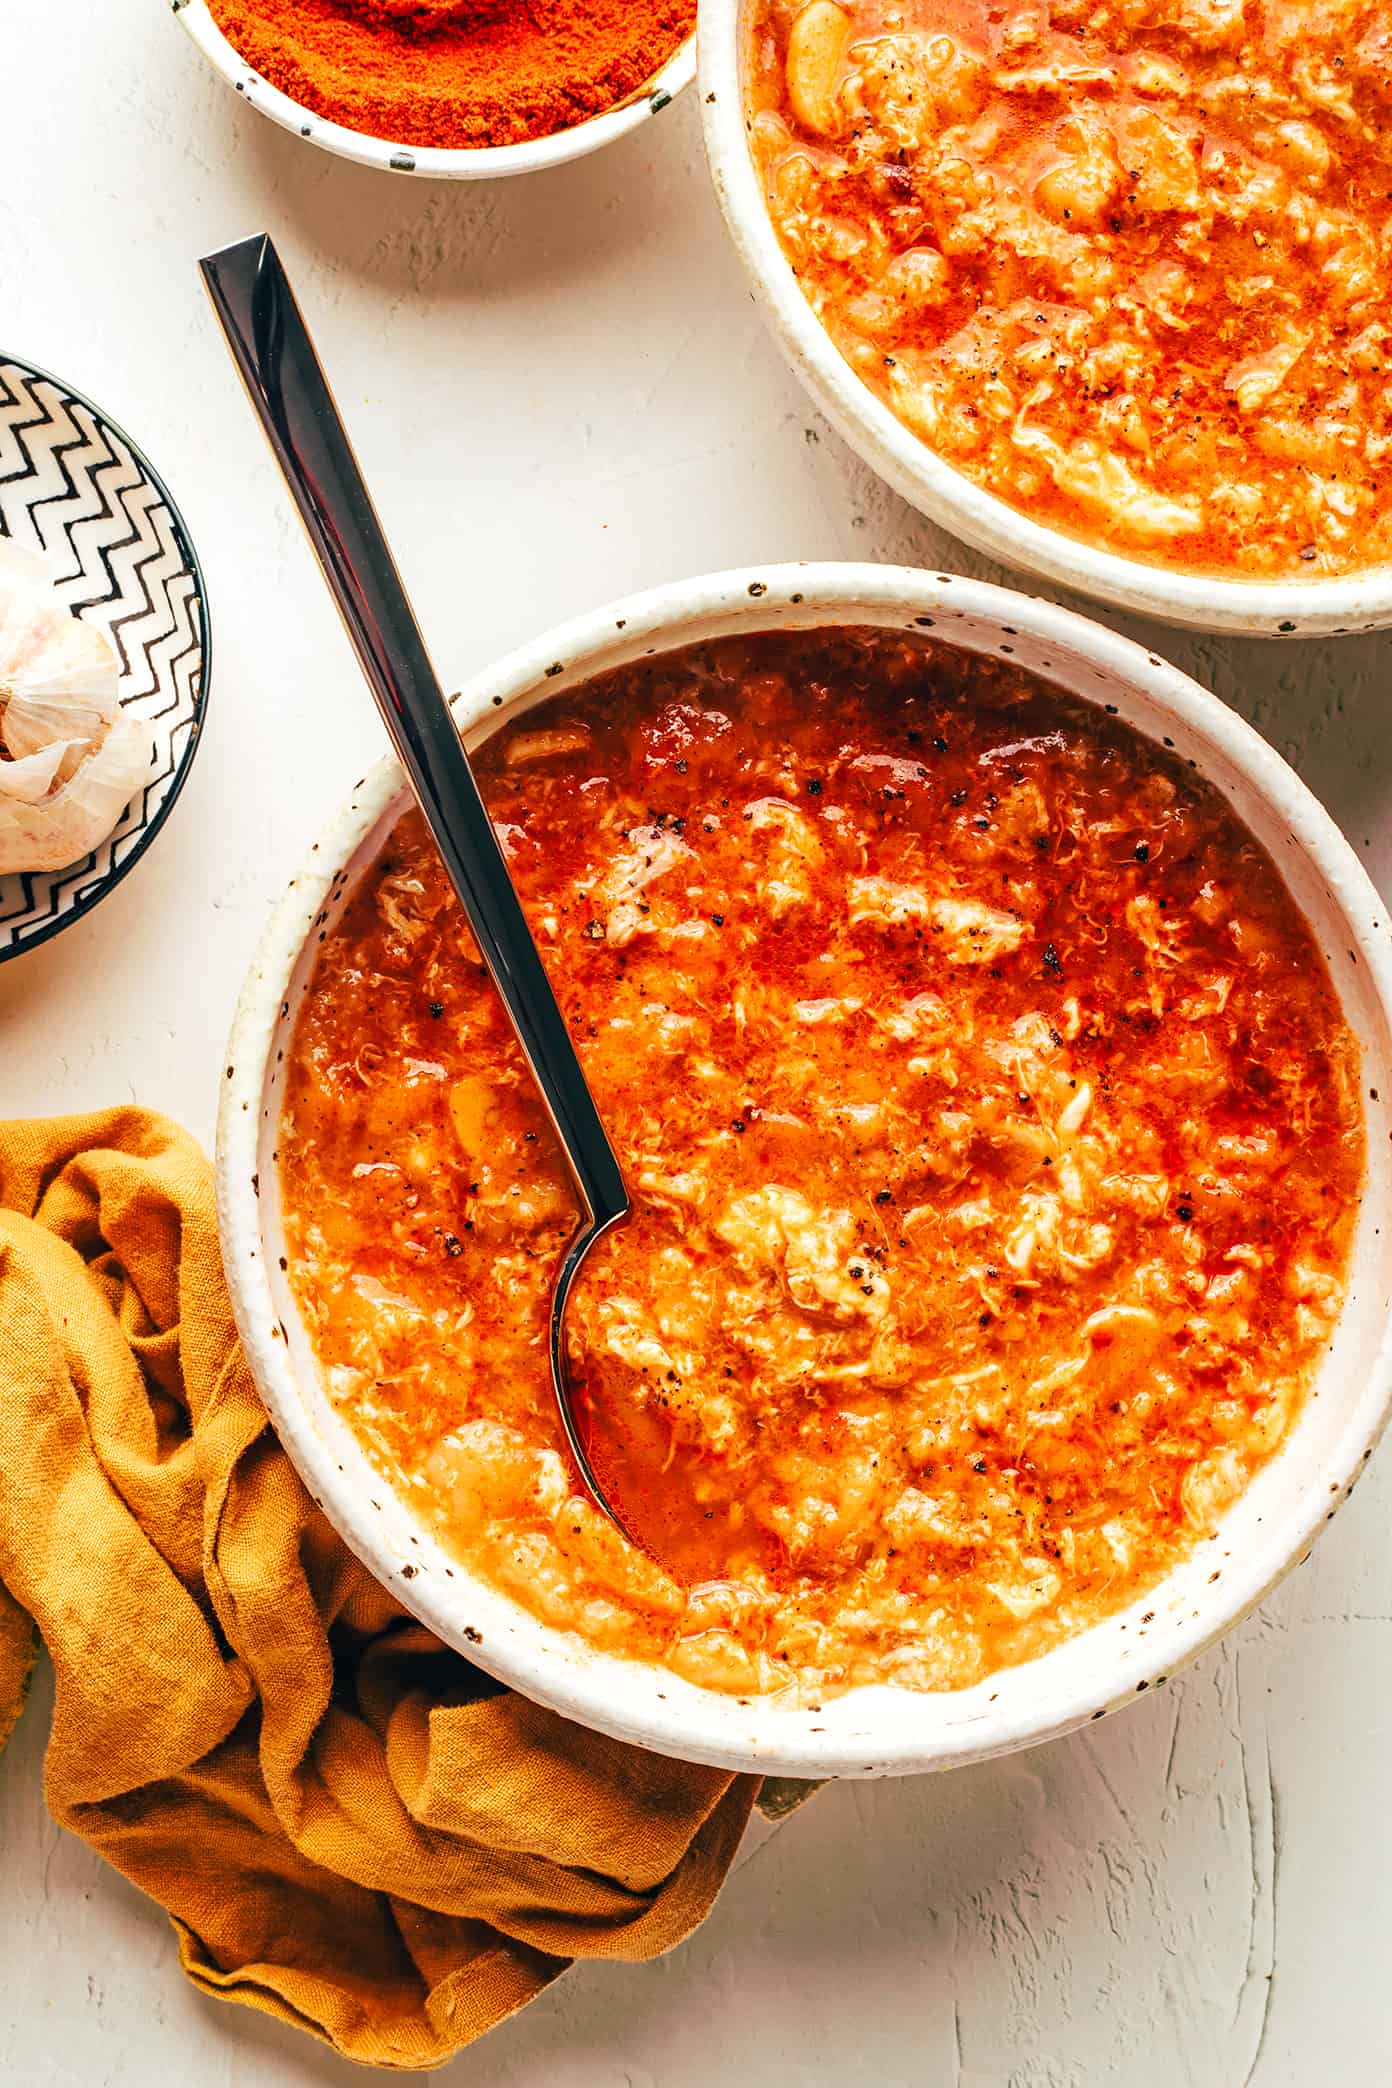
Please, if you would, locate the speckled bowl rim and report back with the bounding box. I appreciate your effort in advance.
[175,0,695,179]
[218,563,1392,1776]
[698,0,1392,638]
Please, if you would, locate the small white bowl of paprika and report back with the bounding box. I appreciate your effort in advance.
[175,0,696,178]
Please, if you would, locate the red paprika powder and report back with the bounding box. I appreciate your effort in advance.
[206,0,695,150]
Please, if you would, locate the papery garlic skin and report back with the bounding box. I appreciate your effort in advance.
[0,539,152,873]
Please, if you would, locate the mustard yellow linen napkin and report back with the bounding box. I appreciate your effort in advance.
[0,1108,758,2069]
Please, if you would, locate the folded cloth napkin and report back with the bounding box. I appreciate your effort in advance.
[0,1109,758,2069]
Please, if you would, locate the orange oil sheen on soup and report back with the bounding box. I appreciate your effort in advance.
[279,629,1363,1702]
[747,0,1392,579]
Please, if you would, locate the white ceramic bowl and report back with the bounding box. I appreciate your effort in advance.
[219,563,1392,1776]
[699,1,1392,638]
[176,0,694,180]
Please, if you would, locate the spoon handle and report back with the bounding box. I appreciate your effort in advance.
[201,232,628,1233]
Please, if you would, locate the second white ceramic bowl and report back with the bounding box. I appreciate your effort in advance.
[219,564,1392,1776]
[177,0,695,180]
[699,0,1392,638]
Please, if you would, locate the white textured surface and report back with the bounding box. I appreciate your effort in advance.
[2,3,1392,2080]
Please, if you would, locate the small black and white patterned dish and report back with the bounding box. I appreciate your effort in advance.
[0,354,210,965]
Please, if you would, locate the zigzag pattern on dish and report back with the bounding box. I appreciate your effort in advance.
[0,359,208,957]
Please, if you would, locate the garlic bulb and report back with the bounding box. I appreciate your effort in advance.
[0,538,152,874]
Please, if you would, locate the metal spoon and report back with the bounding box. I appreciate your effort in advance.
[201,231,631,1531]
